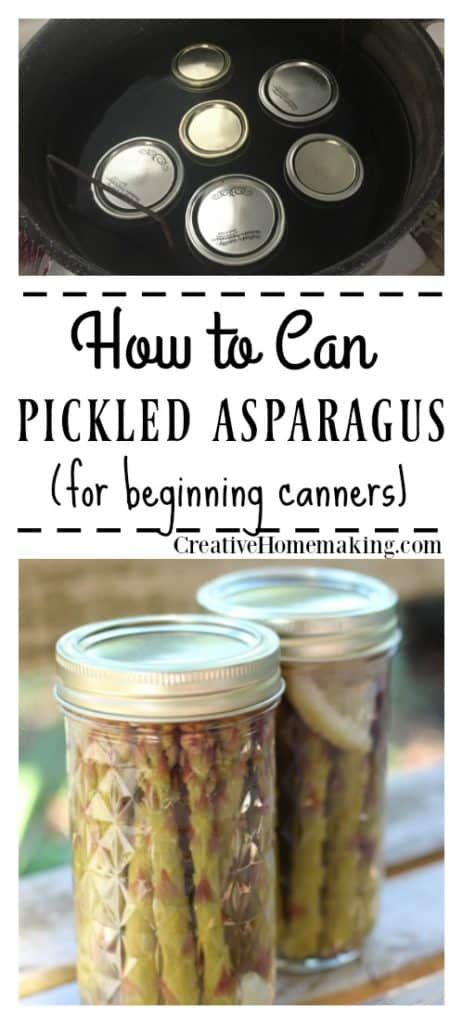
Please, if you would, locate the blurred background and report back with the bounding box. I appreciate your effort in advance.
[19,559,444,877]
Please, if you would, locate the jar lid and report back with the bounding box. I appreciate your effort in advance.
[285,133,364,201]
[172,43,231,88]
[185,174,286,266]
[197,568,401,662]
[179,100,249,159]
[55,614,282,722]
[258,59,339,124]
[91,138,184,219]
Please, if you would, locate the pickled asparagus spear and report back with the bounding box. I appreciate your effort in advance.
[217,723,254,977]
[144,734,200,1005]
[248,714,276,986]
[216,720,249,889]
[278,731,331,960]
[122,736,159,1005]
[219,714,276,996]
[180,726,235,1004]
[353,681,388,944]
[320,747,369,956]
[276,698,309,927]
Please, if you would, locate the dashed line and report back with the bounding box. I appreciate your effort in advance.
[16,524,440,537]
[20,288,445,302]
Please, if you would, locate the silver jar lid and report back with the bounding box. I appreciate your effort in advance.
[185,174,286,266]
[179,100,249,159]
[258,59,339,124]
[91,138,184,219]
[172,43,231,88]
[285,133,364,201]
[55,614,282,722]
[197,568,401,663]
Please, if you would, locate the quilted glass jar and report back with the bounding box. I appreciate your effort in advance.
[55,615,283,1004]
[198,568,401,972]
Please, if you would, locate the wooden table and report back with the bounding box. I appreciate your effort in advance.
[19,762,444,1006]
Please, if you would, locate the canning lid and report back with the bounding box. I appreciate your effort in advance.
[179,100,249,159]
[197,568,401,663]
[285,133,364,202]
[185,174,286,266]
[55,614,282,722]
[172,43,231,88]
[91,138,184,219]
[258,59,339,124]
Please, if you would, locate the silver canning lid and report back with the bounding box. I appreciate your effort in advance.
[172,43,231,88]
[197,568,401,663]
[179,100,249,159]
[91,138,184,219]
[185,174,286,266]
[285,133,364,202]
[258,59,339,124]
[55,614,282,722]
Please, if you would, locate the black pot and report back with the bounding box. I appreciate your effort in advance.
[20,19,443,275]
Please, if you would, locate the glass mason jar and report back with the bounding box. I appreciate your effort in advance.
[198,568,401,972]
[55,614,283,1004]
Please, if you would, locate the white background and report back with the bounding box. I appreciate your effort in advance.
[3,0,460,1019]
[16,285,446,553]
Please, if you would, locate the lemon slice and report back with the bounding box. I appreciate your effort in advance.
[285,670,376,753]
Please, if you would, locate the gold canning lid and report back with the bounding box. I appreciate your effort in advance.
[172,43,231,88]
[55,614,282,722]
[179,100,249,159]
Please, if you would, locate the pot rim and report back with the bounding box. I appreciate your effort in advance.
[19,18,444,277]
